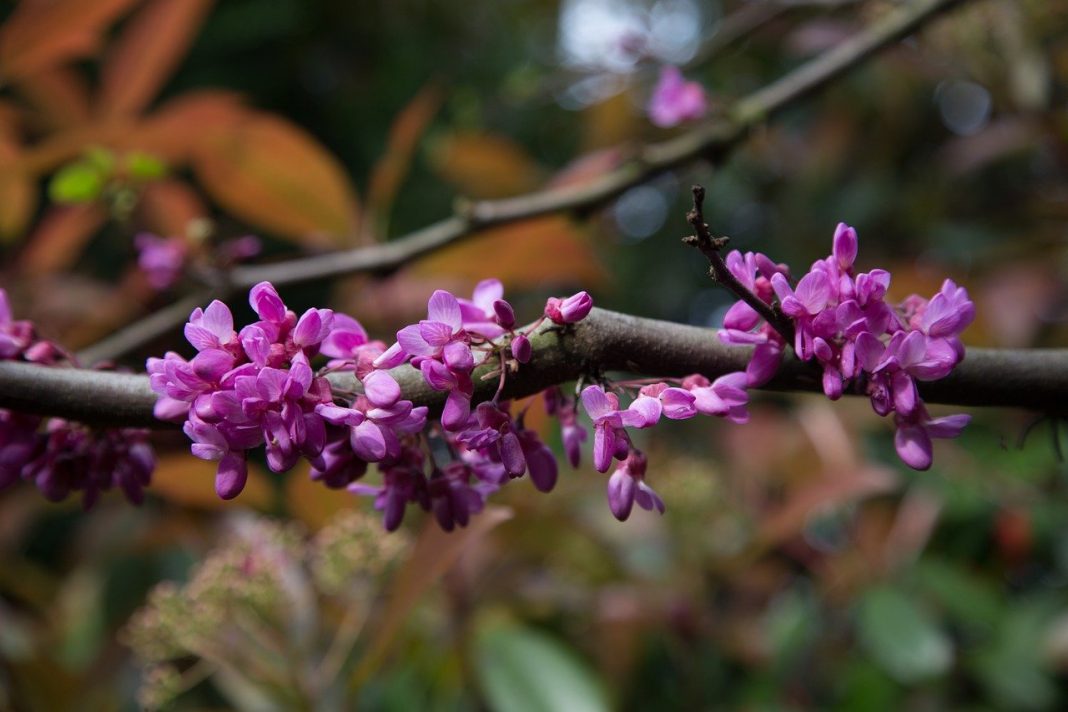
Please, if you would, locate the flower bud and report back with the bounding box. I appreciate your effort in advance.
[492,299,516,329]
[833,222,858,272]
[544,291,593,324]
[511,334,531,363]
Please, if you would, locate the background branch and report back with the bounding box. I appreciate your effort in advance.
[6,307,1064,429]
[76,0,970,366]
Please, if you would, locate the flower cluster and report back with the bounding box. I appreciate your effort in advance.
[149,282,349,498]
[719,223,974,470]
[648,65,708,128]
[0,289,155,507]
[338,281,592,531]
[149,278,596,532]
[575,370,750,520]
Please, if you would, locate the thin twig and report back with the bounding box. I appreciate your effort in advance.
[683,185,796,344]
[76,0,971,364]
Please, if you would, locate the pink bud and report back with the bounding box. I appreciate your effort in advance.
[545,291,593,324]
[833,223,858,272]
[511,333,531,363]
[492,299,516,329]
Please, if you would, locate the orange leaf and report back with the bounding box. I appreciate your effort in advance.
[366,83,443,237]
[133,90,247,163]
[97,0,215,117]
[350,506,513,688]
[430,131,543,199]
[411,215,607,289]
[284,462,356,530]
[192,111,360,244]
[0,0,140,80]
[149,451,273,510]
[12,67,91,130]
[0,139,37,243]
[137,179,207,236]
[17,204,107,275]
[0,100,23,140]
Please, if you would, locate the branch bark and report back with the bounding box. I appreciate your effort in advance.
[76,0,971,366]
[4,308,1064,428]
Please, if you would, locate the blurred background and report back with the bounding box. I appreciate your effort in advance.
[2,0,1068,709]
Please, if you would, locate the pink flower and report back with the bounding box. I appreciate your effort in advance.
[135,233,187,291]
[606,450,664,521]
[894,409,970,471]
[648,66,708,128]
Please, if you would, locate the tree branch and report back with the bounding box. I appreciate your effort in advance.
[76,0,971,365]
[5,307,1065,429]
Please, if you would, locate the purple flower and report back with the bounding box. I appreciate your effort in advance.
[606,450,664,521]
[639,383,697,420]
[135,233,187,291]
[395,290,466,360]
[429,464,488,531]
[350,453,428,532]
[184,300,238,353]
[458,402,527,477]
[580,386,653,472]
[218,235,262,263]
[648,65,708,128]
[11,416,154,508]
[683,372,750,423]
[517,428,558,493]
[545,291,593,325]
[0,289,34,359]
[894,409,970,471]
[458,278,509,338]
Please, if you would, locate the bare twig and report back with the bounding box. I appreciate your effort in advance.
[683,185,796,344]
[76,0,971,365]
[4,308,1065,428]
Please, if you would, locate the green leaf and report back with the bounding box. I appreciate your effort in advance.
[49,162,105,203]
[474,623,609,712]
[913,558,1002,634]
[857,587,952,684]
[125,151,168,181]
[970,599,1059,710]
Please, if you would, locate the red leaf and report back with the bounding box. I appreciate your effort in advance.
[191,111,360,244]
[18,204,107,275]
[0,138,37,243]
[0,0,140,79]
[12,67,91,130]
[97,0,215,117]
[132,90,247,162]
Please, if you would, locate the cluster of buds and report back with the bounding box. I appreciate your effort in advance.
[0,289,155,507]
[719,223,974,470]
